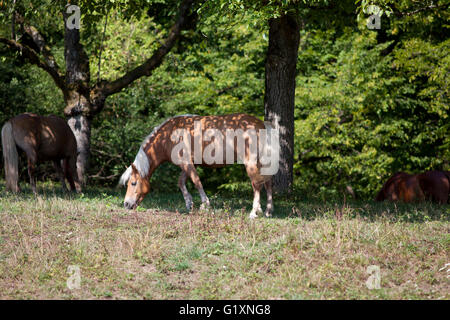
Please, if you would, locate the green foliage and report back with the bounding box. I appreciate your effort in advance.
[293,6,449,199]
[0,58,30,125]
[0,0,448,198]
[88,10,267,189]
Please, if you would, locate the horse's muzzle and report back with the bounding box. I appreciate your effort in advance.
[124,201,137,210]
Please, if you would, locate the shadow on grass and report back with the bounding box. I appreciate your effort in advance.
[0,180,123,203]
[137,189,449,223]
[1,180,448,223]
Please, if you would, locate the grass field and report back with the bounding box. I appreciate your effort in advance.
[0,182,448,299]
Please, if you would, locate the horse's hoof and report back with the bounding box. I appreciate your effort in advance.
[249,212,258,219]
[200,202,211,211]
[265,211,272,218]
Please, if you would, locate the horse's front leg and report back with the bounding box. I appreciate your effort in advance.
[249,181,263,219]
[182,164,210,210]
[178,170,193,211]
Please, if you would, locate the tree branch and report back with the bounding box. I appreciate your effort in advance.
[395,3,449,17]
[0,38,66,91]
[24,25,62,71]
[98,0,196,98]
[14,13,63,76]
[11,0,16,40]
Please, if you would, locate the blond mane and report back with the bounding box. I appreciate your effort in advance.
[119,114,196,185]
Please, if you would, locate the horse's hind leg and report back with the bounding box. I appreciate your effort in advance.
[27,158,37,194]
[264,179,273,217]
[53,160,68,192]
[64,157,81,193]
[178,170,193,211]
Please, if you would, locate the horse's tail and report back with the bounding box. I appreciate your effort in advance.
[1,122,20,192]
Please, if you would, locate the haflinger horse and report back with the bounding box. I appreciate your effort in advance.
[1,113,81,194]
[375,171,450,204]
[119,113,279,219]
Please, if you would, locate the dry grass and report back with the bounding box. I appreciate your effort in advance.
[0,182,448,299]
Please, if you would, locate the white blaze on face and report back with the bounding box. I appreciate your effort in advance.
[123,180,138,209]
[123,165,150,210]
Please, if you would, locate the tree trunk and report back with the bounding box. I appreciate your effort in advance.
[264,14,300,194]
[64,6,92,185]
[65,94,92,185]
[67,114,91,185]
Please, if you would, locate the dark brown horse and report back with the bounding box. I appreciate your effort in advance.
[375,171,450,204]
[1,113,81,193]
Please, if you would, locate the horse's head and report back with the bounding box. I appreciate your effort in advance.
[121,164,150,209]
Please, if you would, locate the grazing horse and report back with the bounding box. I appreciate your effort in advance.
[375,171,450,204]
[119,113,279,219]
[1,113,81,193]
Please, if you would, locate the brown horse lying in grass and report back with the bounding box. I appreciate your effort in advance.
[119,113,279,219]
[1,113,81,194]
[375,171,450,204]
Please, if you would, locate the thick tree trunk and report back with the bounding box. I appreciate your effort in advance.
[65,91,92,185]
[67,115,91,185]
[64,6,92,185]
[264,14,300,194]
